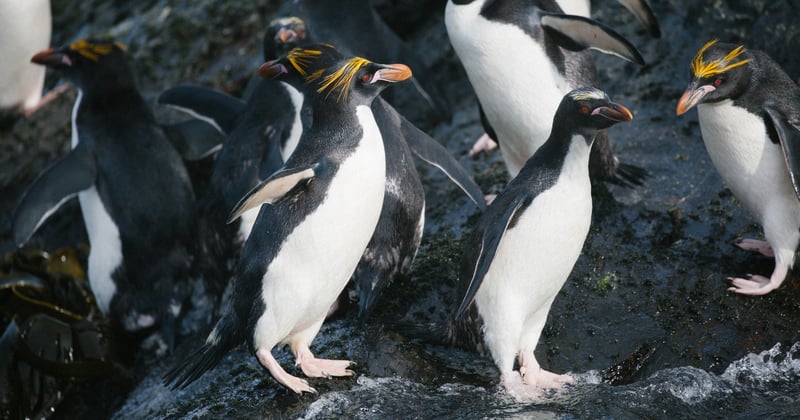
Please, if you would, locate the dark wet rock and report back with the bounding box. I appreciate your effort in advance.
[2,0,800,418]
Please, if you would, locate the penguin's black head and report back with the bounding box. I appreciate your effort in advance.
[263,16,308,60]
[258,43,343,90]
[676,40,752,115]
[313,57,412,104]
[31,39,133,93]
[556,87,633,137]
[260,44,412,105]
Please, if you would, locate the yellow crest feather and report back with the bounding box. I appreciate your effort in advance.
[68,40,127,62]
[317,57,372,101]
[691,39,750,78]
[286,47,323,77]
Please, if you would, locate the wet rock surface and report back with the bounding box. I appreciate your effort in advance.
[2,0,800,418]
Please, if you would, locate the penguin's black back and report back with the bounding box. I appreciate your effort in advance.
[77,88,196,258]
[479,0,598,86]
[728,48,800,119]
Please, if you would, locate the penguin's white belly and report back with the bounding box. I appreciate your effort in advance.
[475,139,592,355]
[79,187,122,314]
[70,89,122,314]
[253,105,386,348]
[698,101,800,237]
[446,2,569,176]
[0,0,50,110]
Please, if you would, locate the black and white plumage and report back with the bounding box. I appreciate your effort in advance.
[260,44,485,320]
[262,0,451,119]
[556,0,660,37]
[445,0,646,187]
[13,40,197,352]
[455,87,632,397]
[161,43,484,320]
[164,52,412,394]
[0,0,50,114]
[677,40,800,296]
[158,77,304,294]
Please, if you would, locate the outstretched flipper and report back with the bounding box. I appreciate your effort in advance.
[161,119,225,161]
[158,84,247,134]
[13,143,96,246]
[763,106,800,201]
[455,194,529,317]
[373,99,485,210]
[540,13,645,65]
[617,0,660,38]
[227,163,319,223]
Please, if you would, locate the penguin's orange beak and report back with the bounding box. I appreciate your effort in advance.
[31,48,72,68]
[593,102,633,122]
[372,64,412,83]
[676,84,715,115]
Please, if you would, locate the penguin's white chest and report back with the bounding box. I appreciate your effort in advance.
[697,101,800,224]
[71,91,123,314]
[445,1,569,176]
[253,105,386,347]
[476,138,592,328]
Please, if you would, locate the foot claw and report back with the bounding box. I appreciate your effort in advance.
[727,274,776,296]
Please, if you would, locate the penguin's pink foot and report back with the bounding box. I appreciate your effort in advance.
[469,133,498,157]
[519,365,574,388]
[499,372,569,401]
[732,237,774,257]
[256,348,317,394]
[518,350,573,389]
[728,263,788,296]
[728,274,781,296]
[484,194,497,205]
[294,346,354,378]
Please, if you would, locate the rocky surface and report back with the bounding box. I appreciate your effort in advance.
[2,0,800,418]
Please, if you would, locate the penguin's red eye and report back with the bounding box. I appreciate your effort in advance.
[714,78,723,86]
[361,73,372,83]
[581,106,590,114]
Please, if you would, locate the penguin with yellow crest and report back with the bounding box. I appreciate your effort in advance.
[677,39,800,295]
[165,48,413,394]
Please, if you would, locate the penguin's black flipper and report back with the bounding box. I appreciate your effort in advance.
[161,119,225,161]
[617,0,660,38]
[12,143,96,247]
[158,85,246,134]
[540,13,645,65]
[764,106,800,201]
[455,195,528,318]
[376,99,486,210]
[227,163,319,223]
